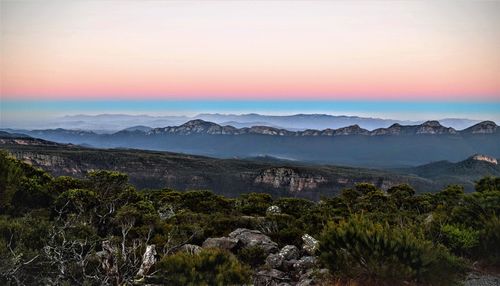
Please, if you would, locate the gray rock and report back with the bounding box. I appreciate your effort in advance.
[177,244,202,255]
[229,228,278,254]
[202,237,239,251]
[266,245,301,270]
[296,278,315,286]
[266,205,282,215]
[280,245,300,260]
[293,256,318,272]
[266,253,285,269]
[465,272,500,286]
[254,269,290,286]
[282,259,298,271]
[301,234,319,255]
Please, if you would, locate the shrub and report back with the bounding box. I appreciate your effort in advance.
[237,245,267,267]
[479,216,500,265]
[157,248,251,285]
[238,193,273,216]
[319,215,464,285]
[440,224,479,256]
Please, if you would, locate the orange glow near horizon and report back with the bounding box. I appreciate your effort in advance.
[1,1,499,101]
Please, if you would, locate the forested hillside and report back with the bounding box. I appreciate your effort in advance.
[1,151,499,285]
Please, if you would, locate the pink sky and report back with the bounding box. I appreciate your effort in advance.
[1,1,500,101]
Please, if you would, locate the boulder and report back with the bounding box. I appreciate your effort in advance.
[279,245,300,260]
[254,269,290,286]
[229,228,278,254]
[266,253,285,269]
[293,256,318,272]
[202,237,239,251]
[177,244,202,255]
[266,245,300,270]
[266,205,281,215]
[296,278,315,286]
[301,234,319,255]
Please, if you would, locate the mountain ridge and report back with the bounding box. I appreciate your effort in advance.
[13,113,485,132]
[142,119,496,137]
[2,120,498,168]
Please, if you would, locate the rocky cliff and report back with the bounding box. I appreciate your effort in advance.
[0,135,443,199]
[253,168,327,193]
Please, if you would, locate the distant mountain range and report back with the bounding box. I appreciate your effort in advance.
[14,113,488,132]
[1,120,498,168]
[1,134,498,198]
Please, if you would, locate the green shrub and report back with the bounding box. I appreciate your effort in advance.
[237,245,267,267]
[319,215,464,285]
[440,224,479,256]
[157,248,251,286]
[238,193,273,216]
[479,216,500,265]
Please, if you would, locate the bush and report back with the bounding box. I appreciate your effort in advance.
[157,248,251,285]
[319,215,464,285]
[237,245,267,267]
[479,216,500,265]
[440,224,479,256]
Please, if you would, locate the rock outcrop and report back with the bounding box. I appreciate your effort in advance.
[177,244,202,255]
[228,228,278,254]
[302,234,319,255]
[463,121,498,134]
[202,237,240,251]
[470,154,498,165]
[254,168,327,193]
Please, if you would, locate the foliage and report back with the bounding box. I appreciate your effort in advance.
[479,216,500,265]
[0,151,499,285]
[237,245,267,267]
[319,215,465,285]
[439,224,479,256]
[157,248,251,285]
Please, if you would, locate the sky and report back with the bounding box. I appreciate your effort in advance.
[1,0,500,126]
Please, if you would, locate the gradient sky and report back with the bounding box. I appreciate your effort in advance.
[1,0,499,125]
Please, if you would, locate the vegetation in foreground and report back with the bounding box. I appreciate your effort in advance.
[0,150,499,285]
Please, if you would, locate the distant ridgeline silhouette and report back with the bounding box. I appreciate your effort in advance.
[1,120,498,167]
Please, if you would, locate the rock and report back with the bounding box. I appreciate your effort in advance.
[463,121,498,134]
[282,259,298,271]
[266,253,285,269]
[296,278,314,286]
[177,244,202,255]
[136,245,156,277]
[299,269,315,280]
[229,228,278,254]
[266,245,300,270]
[465,272,500,286]
[302,234,319,255]
[254,168,327,193]
[202,237,240,251]
[470,154,498,165]
[280,245,300,260]
[266,205,281,215]
[293,256,318,272]
[254,269,290,286]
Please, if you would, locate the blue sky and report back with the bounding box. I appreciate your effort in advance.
[1,100,499,129]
